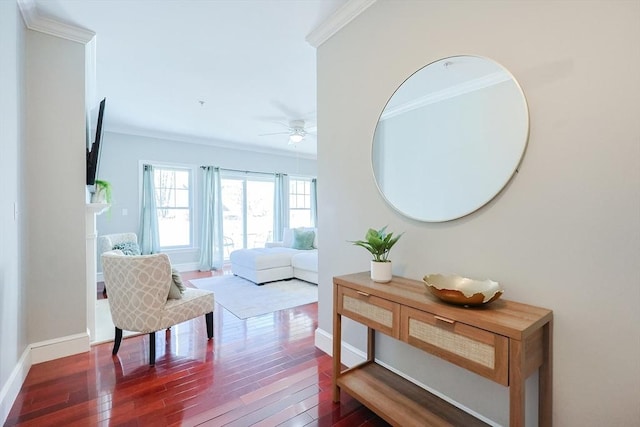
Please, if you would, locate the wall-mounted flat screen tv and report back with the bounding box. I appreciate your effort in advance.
[86,97,106,186]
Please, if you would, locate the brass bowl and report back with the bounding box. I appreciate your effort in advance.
[423,274,503,306]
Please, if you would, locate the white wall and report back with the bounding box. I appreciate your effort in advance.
[0,1,28,421]
[316,1,639,426]
[25,30,88,344]
[96,131,317,267]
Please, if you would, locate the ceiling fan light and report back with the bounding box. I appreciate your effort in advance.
[289,133,304,144]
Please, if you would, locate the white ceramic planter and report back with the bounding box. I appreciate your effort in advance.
[370,260,392,283]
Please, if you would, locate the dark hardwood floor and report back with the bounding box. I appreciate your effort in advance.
[5,270,389,426]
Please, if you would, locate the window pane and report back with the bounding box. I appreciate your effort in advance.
[158,209,190,246]
[154,167,191,248]
[290,209,311,229]
[247,180,274,248]
[175,189,189,207]
[289,178,312,227]
[221,177,275,255]
[158,187,175,207]
[222,179,244,254]
[174,170,189,188]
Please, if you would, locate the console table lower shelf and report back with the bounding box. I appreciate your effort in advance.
[337,361,489,427]
[332,272,553,427]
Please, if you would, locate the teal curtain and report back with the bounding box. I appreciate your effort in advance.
[139,164,160,254]
[273,173,289,241]
[199,166,224,271]
[310,178,318,227]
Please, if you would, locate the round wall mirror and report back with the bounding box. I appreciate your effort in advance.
[372,55,529,222]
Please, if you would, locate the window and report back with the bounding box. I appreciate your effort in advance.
[221,175,274,256]
[289,178,313,228]
[154,167,192,248]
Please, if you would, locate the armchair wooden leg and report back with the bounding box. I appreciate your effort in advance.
[206,312,214,339]
[149,332,156,366]
[113,327,123,355]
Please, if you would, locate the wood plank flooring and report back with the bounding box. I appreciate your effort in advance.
[5,271,389,426]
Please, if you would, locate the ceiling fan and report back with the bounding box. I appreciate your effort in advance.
[259,119,315,145]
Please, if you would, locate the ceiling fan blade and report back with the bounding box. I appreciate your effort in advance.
[258,131,290,136]
[271,100,303,119]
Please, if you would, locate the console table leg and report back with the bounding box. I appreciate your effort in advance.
[332,304,342,402]
[509,339,525,427]
[539,320,553,426]
[367,327,375,362]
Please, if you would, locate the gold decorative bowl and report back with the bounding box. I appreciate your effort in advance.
[423,274,503,306]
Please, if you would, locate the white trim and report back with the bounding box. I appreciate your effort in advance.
[314,327,500,426]
[172,262,201,273]
[108,127,317,161]
[380,71,511,121]
[314,327,367,368]
[17,0,95,44]
[306,0,377,48]
[30,332,90,365]
[0,347,31,426]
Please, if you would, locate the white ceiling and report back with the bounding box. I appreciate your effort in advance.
[32,0,350,158]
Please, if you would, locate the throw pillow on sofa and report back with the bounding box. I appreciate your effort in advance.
[292,228,315,250]
[283,227,318,248]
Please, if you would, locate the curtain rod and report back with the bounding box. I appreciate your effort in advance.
[200,166,283,176]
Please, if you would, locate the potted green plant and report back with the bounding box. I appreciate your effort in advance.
[351,226,403,283]
[91,179,112,204]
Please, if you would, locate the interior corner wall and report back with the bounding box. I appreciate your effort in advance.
[316,1,640,426]
[0,0,28,421]
[25,30,88,345]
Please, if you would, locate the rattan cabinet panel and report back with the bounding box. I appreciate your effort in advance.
[401,306,509,385]
[337,286,400,338]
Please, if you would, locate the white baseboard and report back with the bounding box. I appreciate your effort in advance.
[0,332,90,425]
[315,327,367,367]
[0,347,31,426]
[313,327,500,427]
[30,332,90,365]
[173,262,200,273]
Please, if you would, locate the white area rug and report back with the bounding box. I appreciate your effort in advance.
[190,275,318,319]
[94,299,143,344]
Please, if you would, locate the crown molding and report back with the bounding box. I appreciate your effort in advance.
[306,0,376,48]
[17,0,95,44]
[105,127,318,161]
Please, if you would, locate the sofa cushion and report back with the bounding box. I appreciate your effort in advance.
[230,247,300,270]
[282,228,294,247]
[292,228,315,250]
[291,250,318,272]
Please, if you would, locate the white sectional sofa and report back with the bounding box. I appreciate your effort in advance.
[230,227,318,285]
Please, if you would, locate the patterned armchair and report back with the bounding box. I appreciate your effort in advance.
[98,232,139,297]
[101,251,214,365]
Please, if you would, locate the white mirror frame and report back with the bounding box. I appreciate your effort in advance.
[372,55,530,222]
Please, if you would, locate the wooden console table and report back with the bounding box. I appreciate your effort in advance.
[332,272,553,427]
